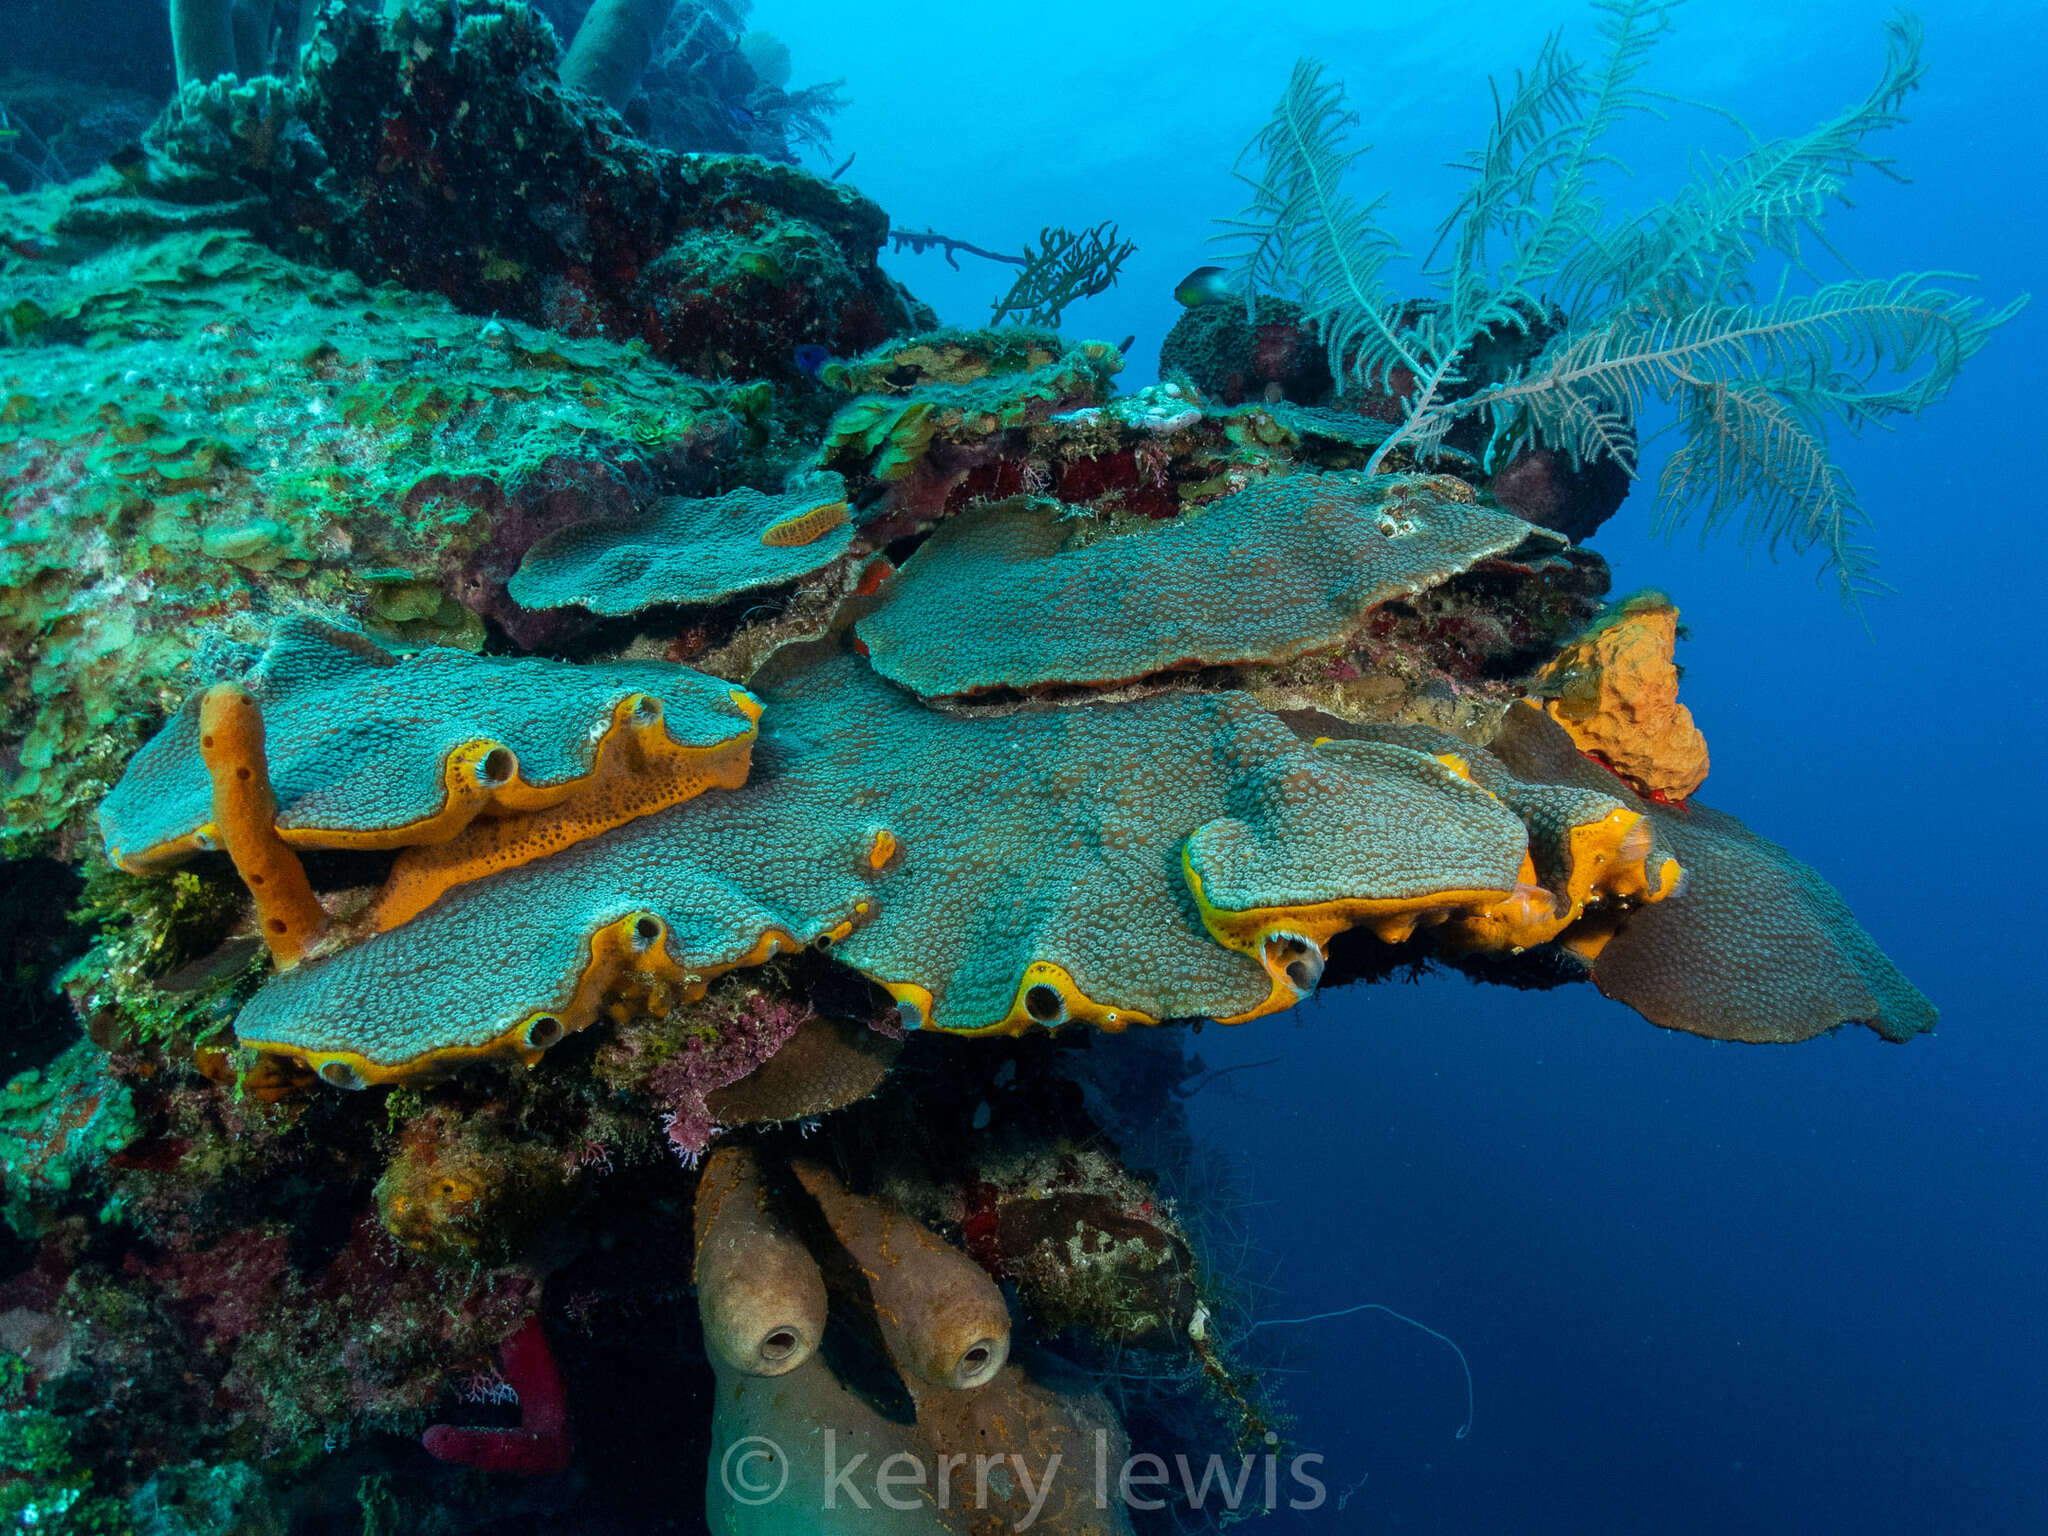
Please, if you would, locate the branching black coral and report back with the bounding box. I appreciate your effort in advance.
[1221,1,2025,603]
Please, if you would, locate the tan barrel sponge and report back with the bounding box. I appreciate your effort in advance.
[705,1354,959,1535]
[792,1160,1010,1391]
[559,0,675,110]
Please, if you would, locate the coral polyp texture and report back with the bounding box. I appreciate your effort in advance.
[98,617,761,875]
[1293,715,1683,954]
[508,473,856,615]
[223,649,1599,1083]
[858,472,1554,696]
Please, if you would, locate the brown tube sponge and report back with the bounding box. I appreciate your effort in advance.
[792,1161,1010,1391]
[560,0,675,111]
[693,1146,826,1377]
[170,0,238,87]
[197,684,327,968]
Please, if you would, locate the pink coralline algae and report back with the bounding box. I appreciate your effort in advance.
[647,990,817,1159]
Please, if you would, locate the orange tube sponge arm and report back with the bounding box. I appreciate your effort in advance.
[196,684,328,968]
[692,1147,828,1378]
[792,1160,1011,1391]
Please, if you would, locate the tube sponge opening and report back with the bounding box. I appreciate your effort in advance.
[792,1160,1011,1391]
[693,1147,827,1378]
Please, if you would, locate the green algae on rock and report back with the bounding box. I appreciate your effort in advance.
[819,338,1124,488]
[820,326,1073,395]
[0,219,765,856]
[0,1041,137,1233]
[507,474,855,616]
[857,472,1556,696]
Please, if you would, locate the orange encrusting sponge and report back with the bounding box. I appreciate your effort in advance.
[196,684,329,968]
[1535,597,1710,802]
[367,690,762,930]
[759,498,852,548]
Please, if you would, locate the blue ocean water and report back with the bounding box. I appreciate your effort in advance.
[760,1,2048,1529]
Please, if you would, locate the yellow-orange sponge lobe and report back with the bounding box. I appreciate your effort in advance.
[98,618,764,871]
[1536,598,1709,801]
[760,499,852,548]
[196,684,328,968]
[368,692,760,930]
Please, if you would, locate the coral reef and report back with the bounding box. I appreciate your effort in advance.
[217,648,1614,1074]
[0,220,765,853]
[1158,293,1333,408]
[0,0,1951,1528]
[510,473,856,616]
[286,2,924,382]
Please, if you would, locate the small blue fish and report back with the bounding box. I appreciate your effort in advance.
[1174,264,1234,308]
[792,343,833,379]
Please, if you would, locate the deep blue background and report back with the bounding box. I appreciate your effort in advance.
[759,1,2047,1528]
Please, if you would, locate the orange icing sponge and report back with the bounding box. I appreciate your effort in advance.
[367,687,761,929]
[1274,712,1687,956]
[1534,595,1709,801]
